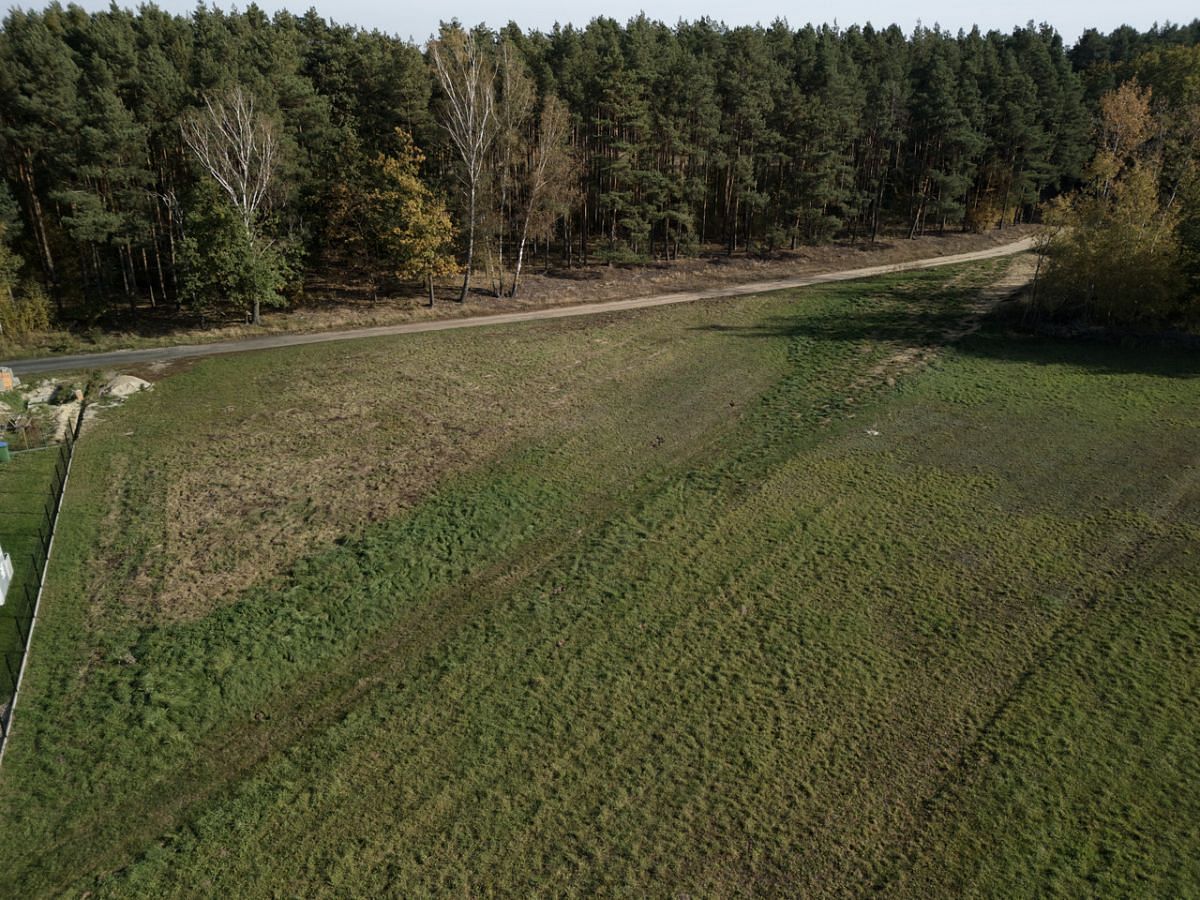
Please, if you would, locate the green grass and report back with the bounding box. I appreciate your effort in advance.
[0,447,63,699]
[0,260,1196,896]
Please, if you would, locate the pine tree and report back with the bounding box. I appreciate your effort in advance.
[0,8,82,304]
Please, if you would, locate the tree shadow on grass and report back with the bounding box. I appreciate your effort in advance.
[693,309,1200,379]
[694,304,962,350]
[957,326,1200,378]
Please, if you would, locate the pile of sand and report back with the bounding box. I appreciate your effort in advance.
[102,375,152,398]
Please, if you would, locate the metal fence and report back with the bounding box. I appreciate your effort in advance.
[0,403,85,755]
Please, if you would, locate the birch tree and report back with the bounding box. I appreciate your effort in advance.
[491,38,535,296]
[510,95,576,297]
[181,86,280,324]
[429,25,496,302]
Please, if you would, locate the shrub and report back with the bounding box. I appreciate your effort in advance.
[0,283,52,344]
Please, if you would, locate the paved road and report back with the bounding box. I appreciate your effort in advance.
[3,237,1035,376]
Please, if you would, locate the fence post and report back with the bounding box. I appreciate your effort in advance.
[28,555,41,612]
[12,614,25,648]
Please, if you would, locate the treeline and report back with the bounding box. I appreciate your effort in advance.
[1,7,1198,331]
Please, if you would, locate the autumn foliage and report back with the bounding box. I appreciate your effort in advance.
[1035,77,1199,327]
[327,130,457,305]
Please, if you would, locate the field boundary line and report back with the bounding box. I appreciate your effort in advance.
[0,403,86,769]
[2,238,1035,376]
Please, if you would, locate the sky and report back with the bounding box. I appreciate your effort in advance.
[49,0,1199,44]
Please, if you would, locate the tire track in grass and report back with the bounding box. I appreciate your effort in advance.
[277,444,843,893]
[27,487,621,893]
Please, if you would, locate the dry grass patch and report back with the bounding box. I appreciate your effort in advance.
[89,300,800,621]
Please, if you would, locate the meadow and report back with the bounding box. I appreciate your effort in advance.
[0,446,64,701]
[0,259,1195,896]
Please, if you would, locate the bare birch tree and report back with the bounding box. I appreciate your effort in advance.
[181,86,279,324]
[493,38,535,297]
[429,25,496,302]
[510,94,576,297]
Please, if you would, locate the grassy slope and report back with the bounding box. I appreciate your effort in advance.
[0,261,1196,896]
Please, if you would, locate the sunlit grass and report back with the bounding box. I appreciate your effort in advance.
[0,259,1196,896]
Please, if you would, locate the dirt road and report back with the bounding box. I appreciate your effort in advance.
[3,237,1034,376]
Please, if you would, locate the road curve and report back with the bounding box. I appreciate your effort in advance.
[4,237,1034,376]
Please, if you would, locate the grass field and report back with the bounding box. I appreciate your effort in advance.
[0,259,1196,896]
[0,447,63,700]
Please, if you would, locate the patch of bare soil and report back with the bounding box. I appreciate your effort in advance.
[135,316,672,622]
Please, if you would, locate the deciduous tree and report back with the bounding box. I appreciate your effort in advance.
[1035,81,1187,325]
[429,24,496,302]
[510,95,576,296]
[181,85,282,324]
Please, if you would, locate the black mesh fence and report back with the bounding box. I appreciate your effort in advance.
[0,404,85,751]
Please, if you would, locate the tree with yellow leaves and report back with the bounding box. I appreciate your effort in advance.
[328,129,457,306]
[1034,81,1194,326]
